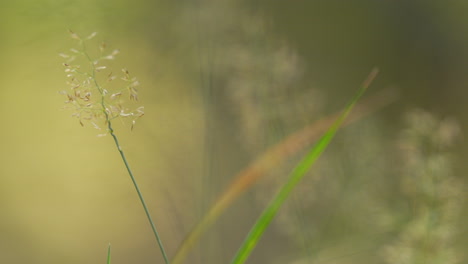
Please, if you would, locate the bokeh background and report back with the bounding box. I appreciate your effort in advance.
[1,1,467,263]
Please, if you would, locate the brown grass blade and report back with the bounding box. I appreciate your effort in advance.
[172,83,396,264]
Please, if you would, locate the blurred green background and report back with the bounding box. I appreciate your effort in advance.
[1,1,467,263]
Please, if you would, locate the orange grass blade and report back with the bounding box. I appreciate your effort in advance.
[172,69,395,264]
[231,68,375,264]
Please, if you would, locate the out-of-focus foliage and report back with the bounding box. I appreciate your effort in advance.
[383,110,462,264]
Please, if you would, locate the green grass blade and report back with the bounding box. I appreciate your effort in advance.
[107,243,111,264]
[230,69,378,264]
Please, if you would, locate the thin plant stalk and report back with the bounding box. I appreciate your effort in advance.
[107,244,111,264]
[65,33,170,264]
[106,120,170,264]
[230,68,378,264]
[89,53,170,264]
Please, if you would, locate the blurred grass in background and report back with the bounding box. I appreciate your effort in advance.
[0,0,467,264]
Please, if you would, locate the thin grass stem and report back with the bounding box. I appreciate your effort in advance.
[78,37,170,264]
[106,122,170,264]
[107,244,111,264]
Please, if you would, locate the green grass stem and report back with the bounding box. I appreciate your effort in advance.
[106,122,170,264]
[107,244,111,264]
[79,37,170,264]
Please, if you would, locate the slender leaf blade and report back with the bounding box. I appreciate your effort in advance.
[230,69,378,264]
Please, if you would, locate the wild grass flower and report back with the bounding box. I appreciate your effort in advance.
[60,30,144,134]
[59,31,169,264]
[382,109,463,264]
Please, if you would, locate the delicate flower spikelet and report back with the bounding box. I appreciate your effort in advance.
[382,109,463,264]
[59,30,144,133]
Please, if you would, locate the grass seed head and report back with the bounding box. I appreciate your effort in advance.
[60,31,144,133]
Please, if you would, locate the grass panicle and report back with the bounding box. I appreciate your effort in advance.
[382,109,462,264]
[60,31,169,264]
